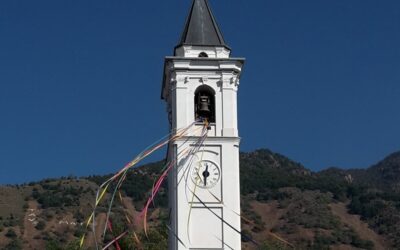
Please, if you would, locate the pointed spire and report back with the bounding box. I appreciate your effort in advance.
[178,0,227,47]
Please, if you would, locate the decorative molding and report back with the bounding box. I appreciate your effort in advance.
[220,73,239,90]
[231,76,240,87]
[170,77,177,90]
[200,76,209,84]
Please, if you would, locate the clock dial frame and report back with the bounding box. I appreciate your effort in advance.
[191,160,221,189]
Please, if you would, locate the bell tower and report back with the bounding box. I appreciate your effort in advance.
[161,0,245,249]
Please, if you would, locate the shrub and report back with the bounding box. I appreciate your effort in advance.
[5,228,17,238]
[45,239,63,250]
[241,229,253,242]
[35,220,46,230]
[4,239,22,250]
[260,241,290,250]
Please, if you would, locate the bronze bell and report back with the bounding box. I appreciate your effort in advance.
[198,95,211,116]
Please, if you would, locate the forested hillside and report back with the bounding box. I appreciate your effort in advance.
[0,149,399,249]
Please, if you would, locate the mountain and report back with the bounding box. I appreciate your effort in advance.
[363,151,400,191]
[319,151,400,192]
[0,149,399,249]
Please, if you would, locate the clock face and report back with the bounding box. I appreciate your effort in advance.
[191,161,220,189]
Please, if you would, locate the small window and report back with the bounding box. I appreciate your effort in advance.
[198,52,209,58]
[195,85,215,123]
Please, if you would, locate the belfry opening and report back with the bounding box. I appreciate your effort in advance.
[194,85,215,123]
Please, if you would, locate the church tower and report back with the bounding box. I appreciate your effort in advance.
[161,0,245,249]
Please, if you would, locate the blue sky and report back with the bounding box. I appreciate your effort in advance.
[0,0,399,184]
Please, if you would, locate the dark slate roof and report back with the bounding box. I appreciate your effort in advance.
[177,0,228,47]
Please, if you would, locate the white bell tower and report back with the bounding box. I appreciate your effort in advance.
[161,0,245,249]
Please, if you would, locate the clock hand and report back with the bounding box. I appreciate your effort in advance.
[202,164,210,187]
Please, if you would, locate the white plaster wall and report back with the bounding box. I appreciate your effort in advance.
[170,139,241,250]
[164,54,244,250]
[166,60,242,137]
[175,45,231,58]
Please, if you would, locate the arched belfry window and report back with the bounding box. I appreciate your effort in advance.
[195,85,215,123]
